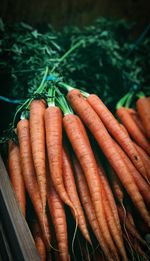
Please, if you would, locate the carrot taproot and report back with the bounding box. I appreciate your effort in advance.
[29,99,46,213]
[45,106,77,218]
[87,94,147,177]
[133,142,150,181]
[72,155,112,260]
[116,107,150,155]
[101,186,127,261]
[117,206,146,246]
[32,221,46,261]
[62,146,91,244]
[8,139,26,216]
[63,113,119,260]
[95,157,127,261]
[108,165,124,206]
[17,119,51,248]
[114,140,150,207]
[47,174,69,261]
[136,96,150,139]
[95,157,127,260]
[127,108,147,137]
[67,89,150,226]
[95,156,122,233]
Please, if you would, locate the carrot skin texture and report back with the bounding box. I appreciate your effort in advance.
[117,107,150,155]
[63,113,119,260]
[117,206,146,245]
[101,186,127,261]
[47,177,69,261]
[45,106,76,215]
[136,97,150,139]
[95,157,122,233]
[29,99,47,211]
[114,141,150,207]
[67,90,150,226]
[87,94,147,177]
[62,147,91,243]
[32,221,46,261]
[133,142,150,181]
[95,157,127,261]
[127,108,147,136]
[17,119,51,248]
[72,156,112,260]
[8,140,26,216]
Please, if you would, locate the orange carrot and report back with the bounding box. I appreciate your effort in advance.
[117,107,150,155]
[17,119,51,248]
[8,140,26,216]
[62,146,91,244]
[45,105,76,217]
[127,108,147,137]
[29,99,47,212]
[136,96,150,139]
[32,221,46,261]
[67,89,150,226]
[108,165,124,206]
[63,113,119,260]
[133,142,150,181]
[95,156,122,233]
[87,94,147,177]
[95,157,127,260]
[72,155,112,260]
[47,175,69,261]
[117,206,146,246]
[101,186,127,261]
[114,140,150,207]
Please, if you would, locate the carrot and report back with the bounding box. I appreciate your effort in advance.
[117,206,146,246]
[67,89,150,226]
[108,165,124,206]
[17,119,51,248]
[95,156,122,233]
[72,155,112,260]
[101,186,127,261]
[63,113,119,260]
[127,108,147,137]
[29,99,47,212]
[95,158,127,260]
[133,142,150,181]
[116,106,150,155]
[136,96,150,139]
[32,221,46,261]
[47,175,69,261]
[62,146,91,244]
[8,140,26,216]
[120,124,150,183]
[114,140,150,207]
[45,105,76,217]
[87,94,147,177]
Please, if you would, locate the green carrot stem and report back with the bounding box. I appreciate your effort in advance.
[56,89,73,115]
[116,93,131,109]
[136,91,145,99]
[47,86,56,107]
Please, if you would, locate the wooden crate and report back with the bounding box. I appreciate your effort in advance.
[0,155,40,261]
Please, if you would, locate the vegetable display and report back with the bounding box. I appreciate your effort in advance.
[0,18,150,261]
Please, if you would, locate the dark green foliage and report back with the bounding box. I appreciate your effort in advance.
[0,17,149,111]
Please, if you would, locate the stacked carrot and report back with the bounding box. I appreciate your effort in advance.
[7,83,150,261]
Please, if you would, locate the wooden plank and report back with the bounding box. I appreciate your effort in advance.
[0,155,40,261]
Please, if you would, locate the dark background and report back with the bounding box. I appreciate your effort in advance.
[0,0,150,31]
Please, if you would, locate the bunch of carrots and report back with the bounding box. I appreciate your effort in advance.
[7,79,150,261]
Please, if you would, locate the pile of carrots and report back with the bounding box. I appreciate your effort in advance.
[7,82,150,261]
